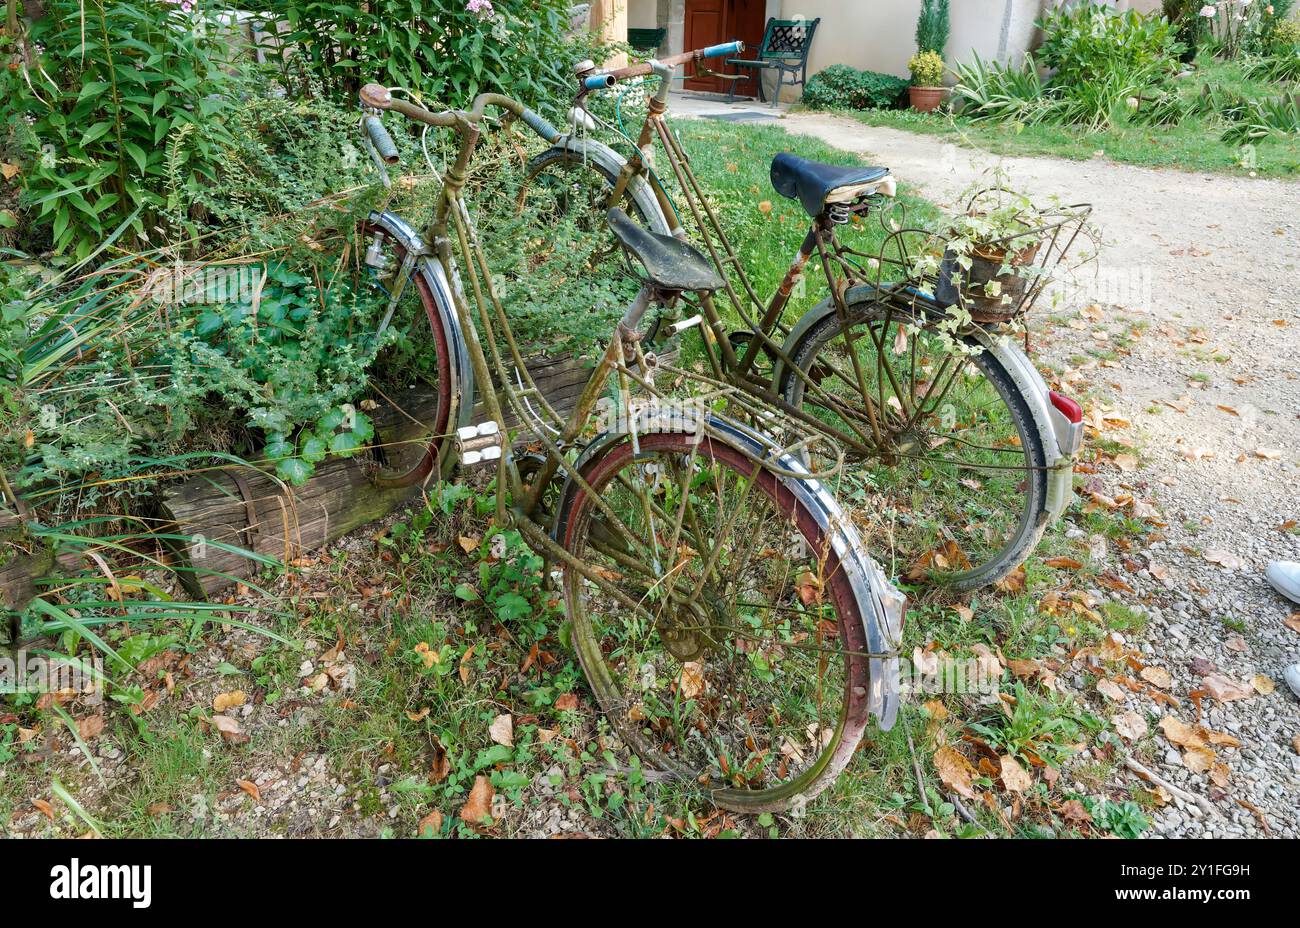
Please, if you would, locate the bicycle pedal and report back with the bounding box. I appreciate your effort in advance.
[456,421,503,468]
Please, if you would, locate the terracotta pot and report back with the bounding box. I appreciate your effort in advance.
[909,86,944,113]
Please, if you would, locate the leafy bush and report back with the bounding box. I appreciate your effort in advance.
[1245,47,1300,82]
[1,1,244,259]
[803,65,909,111]
[1162,0,1209,59]
[1222,91,1300,142]
[915,0,950,56]
[952,54,1051,125]
[909,50,946,87]
[1037,3,1180,91]
[956,5,1180,130]
[264,0,600,112]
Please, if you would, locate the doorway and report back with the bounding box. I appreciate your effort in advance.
[682,0,768,97]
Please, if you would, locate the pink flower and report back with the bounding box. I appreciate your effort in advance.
[466,0,495,19]
[1199,4,1216,15]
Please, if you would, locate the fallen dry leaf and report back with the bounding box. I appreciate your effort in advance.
[922,698,949,721]
[1203,550,1245,570]
[1182,745,1215,773]
[237,779,261,803]
[417,809,444,838]
[677,661,706,700]
[1043,556,1084,570]
[32,798,55,821]
[489,713,514,747]
[1060,798,1091,822]
[209,715,242,736]
[1285,614,1300,635]
[212,690,246,713]
[1096,678,1128,702]
[1139,666,1173,689]
[414,642,439,670]
[406,707,430,723]
[1253,448,1281,461]
[1209,763,1231,788]
[1202,673,1253,702]
[1159,715,1205,749]
[1250,674,1275,696]
[554,692,579,712]
[1112,710,1148,741]
[993,564,1026,594]
[458,646,475,685]
[933,746,977,800]
[76,715,105,740]
[1113,453,1138,473]
[457,535,480,554]
[459,775,494,825]
[999,754,1033,793]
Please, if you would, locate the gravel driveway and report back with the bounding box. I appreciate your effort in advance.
[683,101,1300,837]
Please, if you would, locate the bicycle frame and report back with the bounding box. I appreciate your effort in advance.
[356,85,853,615]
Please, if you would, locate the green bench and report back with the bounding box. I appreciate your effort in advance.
[628,27,666,54]
[726,17,820,107]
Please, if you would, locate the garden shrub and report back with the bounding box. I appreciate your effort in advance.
[955,4,1181,130]
[914,0,950,57]
[263,0,603,113]
[1,1,244,259]
[803,65,909,111]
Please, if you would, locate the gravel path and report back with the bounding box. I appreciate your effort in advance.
[697,105,1300,837]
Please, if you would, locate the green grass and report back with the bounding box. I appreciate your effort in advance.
[831,58,1300,177]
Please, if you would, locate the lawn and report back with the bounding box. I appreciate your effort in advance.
[1,118,1153,840]
[837,58,1300,177]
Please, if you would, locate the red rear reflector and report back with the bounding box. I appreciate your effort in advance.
[1049,390,1083,424]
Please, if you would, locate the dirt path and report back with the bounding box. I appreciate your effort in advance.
[781,111,1300,838]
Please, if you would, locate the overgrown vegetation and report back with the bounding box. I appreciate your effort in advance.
[802,64,910,111]
[807,2,1300,170]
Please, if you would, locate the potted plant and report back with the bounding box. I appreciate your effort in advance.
[908,50,947,113]
[910,0,949,112]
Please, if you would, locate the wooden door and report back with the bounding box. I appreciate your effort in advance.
[683,0,767,96]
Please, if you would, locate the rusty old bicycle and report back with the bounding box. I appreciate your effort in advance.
[522,43,1092,592]
[343,81,906,812]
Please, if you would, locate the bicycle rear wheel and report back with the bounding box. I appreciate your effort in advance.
[556,430,874,813]
[780,296,1047,591]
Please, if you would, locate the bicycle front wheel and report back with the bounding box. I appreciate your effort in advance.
[556,430,874,813]
[780,296,1048,591]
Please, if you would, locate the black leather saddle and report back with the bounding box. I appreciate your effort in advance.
[770,152,890,217]
[606,208,725,293]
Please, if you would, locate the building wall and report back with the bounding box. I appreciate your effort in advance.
[764,0,1056,95]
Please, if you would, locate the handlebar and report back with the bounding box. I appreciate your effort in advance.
[588,40,745,86]
[359,83,562,144]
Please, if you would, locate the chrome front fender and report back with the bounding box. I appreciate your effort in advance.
[366,210,475,434]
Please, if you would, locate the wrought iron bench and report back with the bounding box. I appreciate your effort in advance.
[725,17,820,107]
[628,27,666,54]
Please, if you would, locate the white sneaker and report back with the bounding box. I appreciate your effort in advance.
[1285,664,1300,700]
[1266,561,1300,605]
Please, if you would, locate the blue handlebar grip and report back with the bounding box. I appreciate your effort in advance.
[521,108,561,143]
[364,116,399,165]
[582,73,615,91]
[701,40,743,59]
